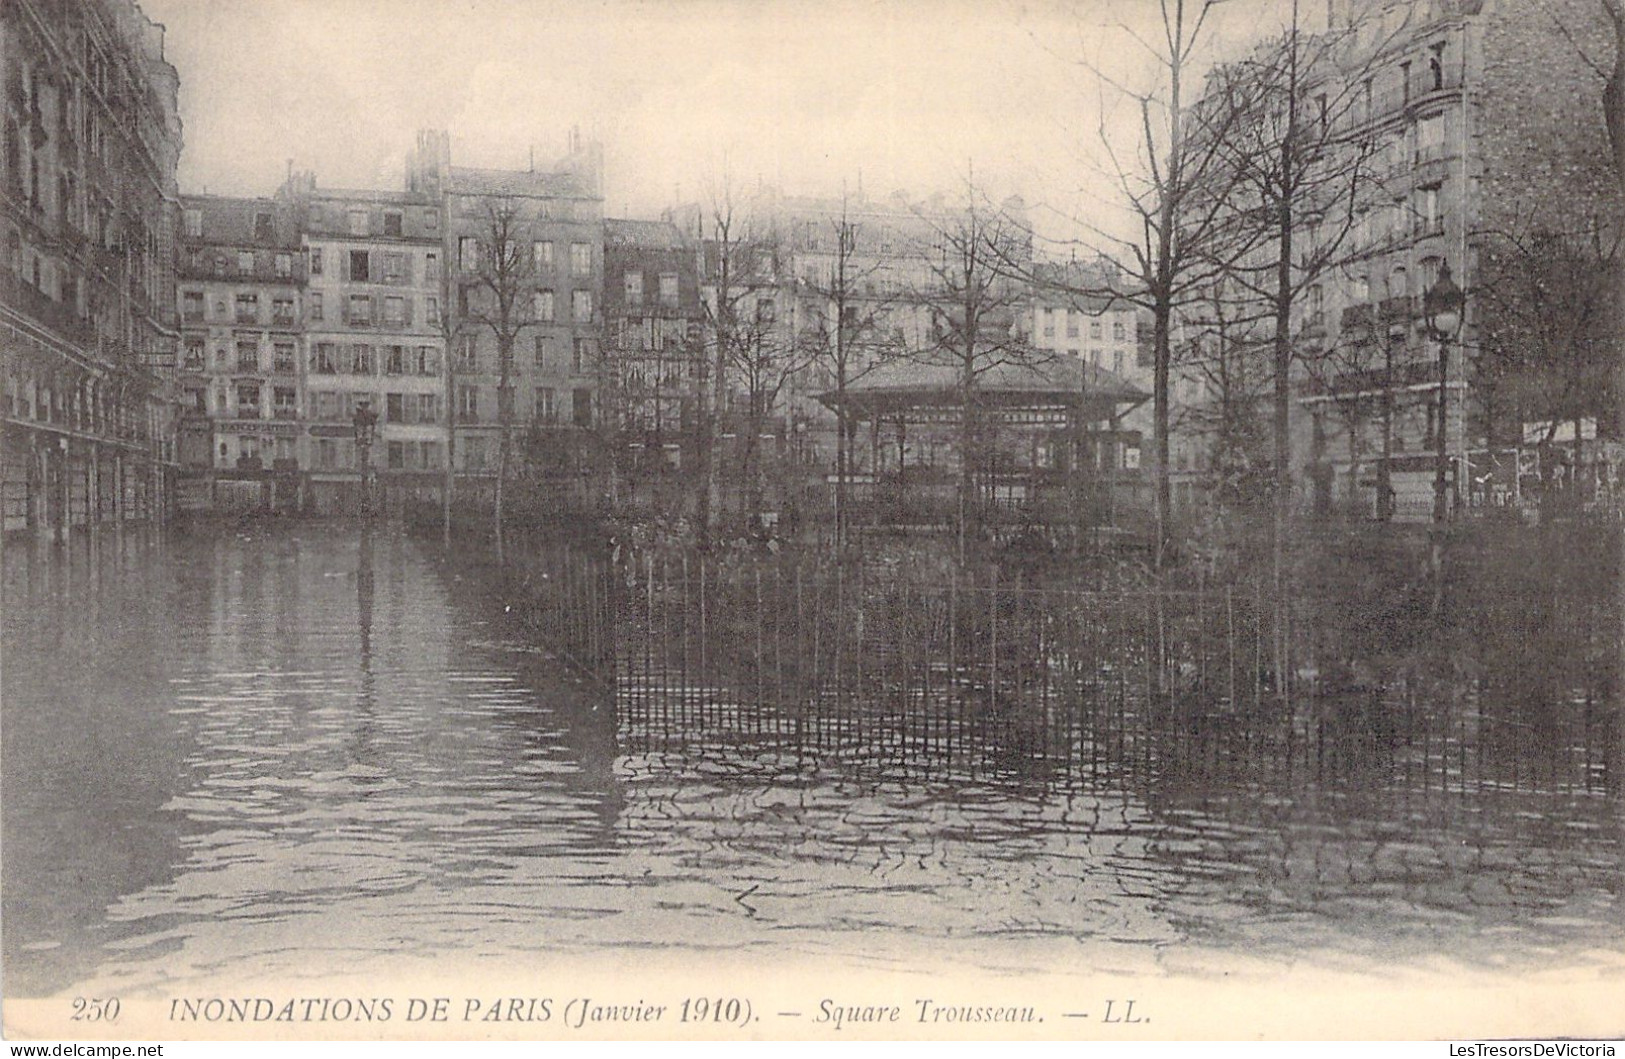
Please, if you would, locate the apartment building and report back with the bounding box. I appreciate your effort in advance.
[174,195,304,512]
[1172,0,1621,521]
[410,129,605,486]
[601,217,703,472]
[1,0,182,540]
[291,178,446,514]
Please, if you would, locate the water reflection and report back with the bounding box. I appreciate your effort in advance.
[1,524,1621,1001]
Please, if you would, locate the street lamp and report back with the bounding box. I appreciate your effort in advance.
[1422,261,1464,525]
[352,398,378,516]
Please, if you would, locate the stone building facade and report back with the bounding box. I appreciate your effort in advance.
[1171,0,1621,522]
[409,129,605,490]
[174,195,304,513]
[291,179,446,515]
[600,217,703,473]
[1,0,182,540]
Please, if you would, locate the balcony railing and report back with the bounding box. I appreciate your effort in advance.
[1412,217,1446,239]
[1340,303,1376,333]
[273,407,298,420]
[1379,295,1416,323]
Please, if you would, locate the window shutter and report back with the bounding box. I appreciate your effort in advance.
[339,250,349,282]
[405,253,415,284]
[403,295,415,327]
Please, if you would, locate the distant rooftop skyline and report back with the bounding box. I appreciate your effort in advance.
[141,0,1285,248]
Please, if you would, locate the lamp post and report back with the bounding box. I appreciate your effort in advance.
[352,398,378,517]
[1422,261,1464,525]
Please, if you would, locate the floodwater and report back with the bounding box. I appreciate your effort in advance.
[2,522,1622,1000]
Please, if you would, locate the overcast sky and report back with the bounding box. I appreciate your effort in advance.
[141,0,1282,252]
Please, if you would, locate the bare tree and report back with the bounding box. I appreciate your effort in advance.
[1176,278,1273,519]
[694,177,746,547]
[795,192,904,550]
[907,182,1045,563]
[1051,0,1263,570]
[1198,0,1393,567]
[462,198,538,561]
[723,271,810,518]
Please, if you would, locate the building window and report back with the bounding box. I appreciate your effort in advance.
[532,289,555,322]
[386,345,407,374]
[571,242,592,277]
[387,392,405,423]
[312,342,338,374]
[273,386,297,419]
[348,294,373,325]
[458,336,478,370]
[274,342,296,372]
[535,387,555,421]
[426,252,440,281]
[275,253,292,278]
[349,250,370,282]
[1416,184,1442,234]
[310,248,323,276]
[1400,60,1412,107]
[1042,308,1055,337]
[235,292,259,323]
[254,212,274,242]
[625,272,644,306]
[348,209,368,236]
[457,384,479,423]
[533,241,553,270]
[183,336,206,371]
[183,208,202,238]
[572,388,592,427]
[380,252,403,284]
[1066,312,1079,338]
[383,296,406,326]
[424,208,439,232]
[426,296,439,324]
[659,272,678,308]
[182,290,204,322]
[237,250,254,274]
[388,440,405,469]
[1113,321,1126,341]
[418,393,438,423]
[534,335,550,367]
[572,337,592,374]
[350,344,375,375]
[236,383,261,417]
[1429,41,1445,91]
[1090,320,1102,340]
[416,346,440,376]
[383,211,403,237]
[459,237,479,271]
[310,292,323,321]
[273,296,295,325]
[572,289,592,321]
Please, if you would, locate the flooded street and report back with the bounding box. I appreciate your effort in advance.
[3,522,1622,1001]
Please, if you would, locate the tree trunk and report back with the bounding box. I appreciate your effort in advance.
[1152,297,1173,569]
